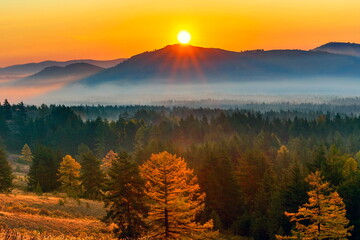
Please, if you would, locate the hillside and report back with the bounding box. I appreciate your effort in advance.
[0,191,114,239]
[80,44,360,85]
[0,154,114,240]
[13,63,104,86]
[313,42,360,57]
[0,58,125,83]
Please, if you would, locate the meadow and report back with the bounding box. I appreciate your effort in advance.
[0,154,114,240]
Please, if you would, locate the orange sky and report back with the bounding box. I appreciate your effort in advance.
[1,0,360,67]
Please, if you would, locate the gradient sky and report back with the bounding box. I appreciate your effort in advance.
[1,0,360,67]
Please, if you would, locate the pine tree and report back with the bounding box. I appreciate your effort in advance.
[196,143,241,229]
[101,150,118,172]
[276,171,353,240]
[57,155,81,197]
[80,150,104,199]
[342,157,358,178]
[19,144,33,163]
[309,145,327,172]
[281,160,308,235]
[103,152,148,238]
[3,99,12,120]
[139,151,214,239]
[28,145,61,192]
[338,171,360,239]
[276,145,290,171]
[0,147,13,193]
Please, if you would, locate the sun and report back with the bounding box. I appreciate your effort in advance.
[177,31,191,44]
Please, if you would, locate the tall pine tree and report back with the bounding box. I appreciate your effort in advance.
[0,147,13,193]
[80,150,104,199]
[140,151,214,239]
[103,152,148,238]
[28,145,61,192]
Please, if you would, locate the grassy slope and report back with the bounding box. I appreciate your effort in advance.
[0,191,115,239]
[1,154,115,239]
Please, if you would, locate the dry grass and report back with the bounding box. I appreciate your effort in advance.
[0,191,115,240]
[0,226,115,239]
[0,191,106,219]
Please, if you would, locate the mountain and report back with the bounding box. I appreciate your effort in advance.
[0,58,125,82]
[13,63,104,86]
[80,44,360,86]
[313,42,360,57]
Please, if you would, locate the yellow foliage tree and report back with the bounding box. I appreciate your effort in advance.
[19,144,33,162]
[342,157,358,178]
[276,171,353,240]
[139,151,214,239]
[57,155,81,197]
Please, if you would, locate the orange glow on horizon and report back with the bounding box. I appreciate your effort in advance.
[1,0,360,67]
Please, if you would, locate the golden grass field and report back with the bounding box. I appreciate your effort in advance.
[0,154,116,240]
[0,190,116,239]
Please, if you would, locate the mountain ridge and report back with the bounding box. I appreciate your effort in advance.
[313,42,360,57]
[0,58,126,82]
[13,63,104,86]
[80,43,360,86]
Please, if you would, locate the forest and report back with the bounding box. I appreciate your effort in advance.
[0,99,359,239]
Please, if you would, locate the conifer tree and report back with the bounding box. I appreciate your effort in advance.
[3,99,12,120]
[281,160,308,235]
[80,150,104,199]
[0,147,13,193]
[28,145,61,192]
[276,171,353,240]
[338,171,360,239]
[139,151,214,239]
[103,152,148,238]
[19,144,33,163]
[197,143,241,229]
[101,150,118,172]
[276,145,290,171]
[57,155,81,197]
[342,157,358,178]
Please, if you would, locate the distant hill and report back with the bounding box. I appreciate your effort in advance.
[80,44,360,85]
[313,42,360,57]
[13,63,104,86]
[0,58,125,82]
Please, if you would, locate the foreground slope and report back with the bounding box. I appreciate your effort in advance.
[0,191,113,239]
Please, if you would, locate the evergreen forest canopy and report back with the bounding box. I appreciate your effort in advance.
[1,99,360,239]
